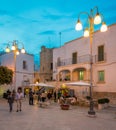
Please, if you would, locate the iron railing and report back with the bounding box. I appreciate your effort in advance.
[57,54,91,67]
[94,53,106,63]
[57,53,106,67]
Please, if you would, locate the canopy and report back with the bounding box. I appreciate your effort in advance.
[29,82,54,88]
[65,81,91,86]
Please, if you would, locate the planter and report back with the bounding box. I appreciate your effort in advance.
[60,104,70,110]
[98,104,104,110]
[98,98,110,110]
[104,103,109,108]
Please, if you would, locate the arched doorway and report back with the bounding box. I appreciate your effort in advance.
[59,70,71,81]
[72,68,86,81]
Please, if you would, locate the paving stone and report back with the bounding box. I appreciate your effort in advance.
[0,99,116,130]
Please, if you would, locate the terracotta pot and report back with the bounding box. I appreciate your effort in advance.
[60,104,70,110]
[98,104,104,110]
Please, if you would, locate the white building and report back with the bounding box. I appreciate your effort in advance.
[53,24,116,103]
[0,52,34,91]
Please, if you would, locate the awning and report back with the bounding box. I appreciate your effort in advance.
[65,81,91,86]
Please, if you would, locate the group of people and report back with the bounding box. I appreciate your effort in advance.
[28,89,57,105]
[7,87,24,112]
[6,87,77,112]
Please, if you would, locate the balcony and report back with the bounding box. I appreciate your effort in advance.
[57,55,90,67]
[94,53,106,63]
[57,53,107,67]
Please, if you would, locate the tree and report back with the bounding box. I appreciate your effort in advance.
[0,66,13,85]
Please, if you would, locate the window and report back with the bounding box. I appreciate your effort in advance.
[78,70,84,80]
[98,45,104,61]
[72,52,77,64]
[98,70,105,82]
[43,66,44,72]
[57,57,61,66]
[23,61,27,70]
[50,63,53,70]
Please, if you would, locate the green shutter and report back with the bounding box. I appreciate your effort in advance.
[98,71,104,81]
[79,70,84,80]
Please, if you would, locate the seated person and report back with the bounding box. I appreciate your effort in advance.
[71,96,77,105]
[41,91,47,102]
[59,96,65,104]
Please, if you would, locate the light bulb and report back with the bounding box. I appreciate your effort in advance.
[100,22,108,32]
[75,19,83,30]
[94,13,101,25]
[84,28,89,37]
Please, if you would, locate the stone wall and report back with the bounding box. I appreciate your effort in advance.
[93,92,116,105]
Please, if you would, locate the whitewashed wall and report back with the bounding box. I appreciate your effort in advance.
[53,24,116,93]
[0,52,34,91]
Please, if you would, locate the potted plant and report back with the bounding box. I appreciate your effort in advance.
[60,96,70,110]
[86,96,91,100]
[60,84,70,110]
[60,104,70,110]
[98,98,105,110]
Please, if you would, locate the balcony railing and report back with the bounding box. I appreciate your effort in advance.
[57,54,91,67]
[94,53,106,63]
[57,53,107,67]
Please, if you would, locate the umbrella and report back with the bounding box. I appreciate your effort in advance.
[65,81,91,86]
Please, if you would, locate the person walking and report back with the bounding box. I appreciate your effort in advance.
[54,90,57,102]
[29,89,34,105]
[7,91,14,112]
[57,90,61,103]
[15,87,24,112]
[41,91,47,102]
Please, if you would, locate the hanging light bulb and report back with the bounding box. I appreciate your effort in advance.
[21,48,25,53]
[75,19,83,30]
[12,44,16,50]
[84,28,89,37]
[16,50,19,55]
[6,46,10,53]
[100,22,108,32]
[94,13,101,25]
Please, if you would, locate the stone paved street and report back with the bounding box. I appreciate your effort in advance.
[0,98,116,130]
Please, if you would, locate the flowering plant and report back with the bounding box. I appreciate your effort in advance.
[60,84,69,97]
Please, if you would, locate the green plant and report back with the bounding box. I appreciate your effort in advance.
[98,98,105,104]
[0,66,13,85]
[86,96,91,100]
[104,98,110,103]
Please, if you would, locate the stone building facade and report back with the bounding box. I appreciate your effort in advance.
[39,46,53,82]
[53,24,116,104]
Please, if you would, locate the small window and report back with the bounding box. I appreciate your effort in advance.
[43,66,44,72]
[72,52,77,64]
[57,57,61,66]
[50,63,53,70]
[98,45,104,61]
[23,61,27,70]
[98,70,105,82]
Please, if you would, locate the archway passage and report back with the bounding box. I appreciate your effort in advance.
[59,70,71,81]
[72,68,86,81]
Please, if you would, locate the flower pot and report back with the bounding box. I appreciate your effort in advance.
[98,104,104,110]
[60,104,70,110]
